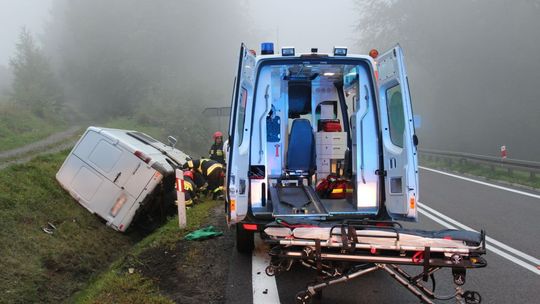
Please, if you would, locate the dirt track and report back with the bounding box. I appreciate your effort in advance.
[0,126,80,169]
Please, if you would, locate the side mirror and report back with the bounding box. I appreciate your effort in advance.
[167,136,177,148]
[413,134,419,146]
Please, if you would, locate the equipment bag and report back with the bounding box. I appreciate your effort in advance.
[316,174,352,199]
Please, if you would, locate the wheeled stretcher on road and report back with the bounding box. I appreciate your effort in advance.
[264,219,487,304]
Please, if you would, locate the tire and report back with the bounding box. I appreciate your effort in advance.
[236,223,255,254]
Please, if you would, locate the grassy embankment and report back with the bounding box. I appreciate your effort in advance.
[420,155,540,189]
[72,199,220,304]
[0,149,220,303]
[0,102,67,152]
[0,151,133,303]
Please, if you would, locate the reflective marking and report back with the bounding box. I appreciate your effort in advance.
[252,236,280,304]
[419,202,540,266]
[418,202,540,275]
[419,166,540,200]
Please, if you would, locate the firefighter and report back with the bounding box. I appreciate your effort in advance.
[209,131,225,165]
[182,170,198,206]
[183,158,224,199]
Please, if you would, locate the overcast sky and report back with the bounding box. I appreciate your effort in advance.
[0,0,360,67]
[244,0,358,54]
[0,0,53,66]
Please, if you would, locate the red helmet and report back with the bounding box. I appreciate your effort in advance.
[183,170,194,180]
[213,131,223,139]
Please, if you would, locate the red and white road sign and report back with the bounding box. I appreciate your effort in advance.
[500,145,507,159]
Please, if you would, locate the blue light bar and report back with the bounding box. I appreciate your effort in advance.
[281,47,295,56]
[333,46,348,56]
[261,42,274,55]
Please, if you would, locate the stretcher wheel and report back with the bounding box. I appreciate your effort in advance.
[295,291,312,304]
[265,265,276,276]
[463,291,482,304]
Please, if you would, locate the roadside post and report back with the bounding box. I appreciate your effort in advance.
[175,169,187,228]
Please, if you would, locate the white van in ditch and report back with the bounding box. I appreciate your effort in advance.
[226,44,486,303]
[56,126,189,232]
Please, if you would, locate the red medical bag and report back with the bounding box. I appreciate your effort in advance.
[318,119,342,132]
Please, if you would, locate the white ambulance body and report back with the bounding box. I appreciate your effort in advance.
[226,44,418,248]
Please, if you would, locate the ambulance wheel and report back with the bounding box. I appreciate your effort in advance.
[236,223,254,254]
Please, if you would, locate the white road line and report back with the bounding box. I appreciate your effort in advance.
[419,166,540,200]
[418,204,540,275]
[252,236,280,304]
[419,202,540,266]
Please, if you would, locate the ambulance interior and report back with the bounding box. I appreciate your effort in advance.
[249,61,381,219]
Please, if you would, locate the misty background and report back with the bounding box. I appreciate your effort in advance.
[0,0,539,160]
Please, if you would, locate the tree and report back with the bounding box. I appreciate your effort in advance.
[9,27,64,116]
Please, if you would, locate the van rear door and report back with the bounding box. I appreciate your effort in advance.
[376,45,418,221]
[226,43,255,225]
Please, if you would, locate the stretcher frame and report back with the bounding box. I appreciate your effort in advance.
[263,219,487,304]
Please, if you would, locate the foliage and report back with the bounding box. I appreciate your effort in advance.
[0,151,134,304]
[46,0,246,120]
[9,27,64,116]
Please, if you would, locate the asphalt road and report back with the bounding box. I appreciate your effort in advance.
[226,168,540,304]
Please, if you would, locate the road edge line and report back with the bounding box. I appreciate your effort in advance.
[419,166,540,200]
[419,202,540,266]
[252,236,281,304]
[418,205,540,275]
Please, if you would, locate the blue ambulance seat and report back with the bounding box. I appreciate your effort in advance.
[287,119,315,172]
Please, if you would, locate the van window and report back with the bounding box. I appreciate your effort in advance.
[236,87,248,146]
[386,84,405,148]
[89,140,122,172]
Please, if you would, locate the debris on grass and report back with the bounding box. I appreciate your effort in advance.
[184,226,223,241]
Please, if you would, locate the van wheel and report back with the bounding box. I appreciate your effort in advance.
[236,223,254,254]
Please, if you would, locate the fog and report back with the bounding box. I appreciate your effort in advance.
[1,0,539,160]
[354,0,540,160]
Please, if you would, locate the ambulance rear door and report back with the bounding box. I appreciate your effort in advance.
[376,45,419,221]
[226,43,255,225]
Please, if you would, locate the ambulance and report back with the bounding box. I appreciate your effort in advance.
[226,43,486,304]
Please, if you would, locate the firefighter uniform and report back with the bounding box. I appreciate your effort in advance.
[183,176,197,206]
[209,142,225,164]
[183,159,224,197]
[209,131,226,165]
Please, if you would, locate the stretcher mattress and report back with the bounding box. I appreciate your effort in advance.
[264,226,482,251]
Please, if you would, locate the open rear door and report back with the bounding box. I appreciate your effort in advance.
[226,43,255,225]
[376,45,418,221]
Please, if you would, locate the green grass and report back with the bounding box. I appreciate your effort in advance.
[420,155,540,189]
[0,103,67,152]
[0,151,134,304]
[73,199,220,304]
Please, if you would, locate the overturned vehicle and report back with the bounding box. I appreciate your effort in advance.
[56,127,189,232]
[225,43,486,304]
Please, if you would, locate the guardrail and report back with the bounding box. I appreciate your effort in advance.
[418,149,540,179]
